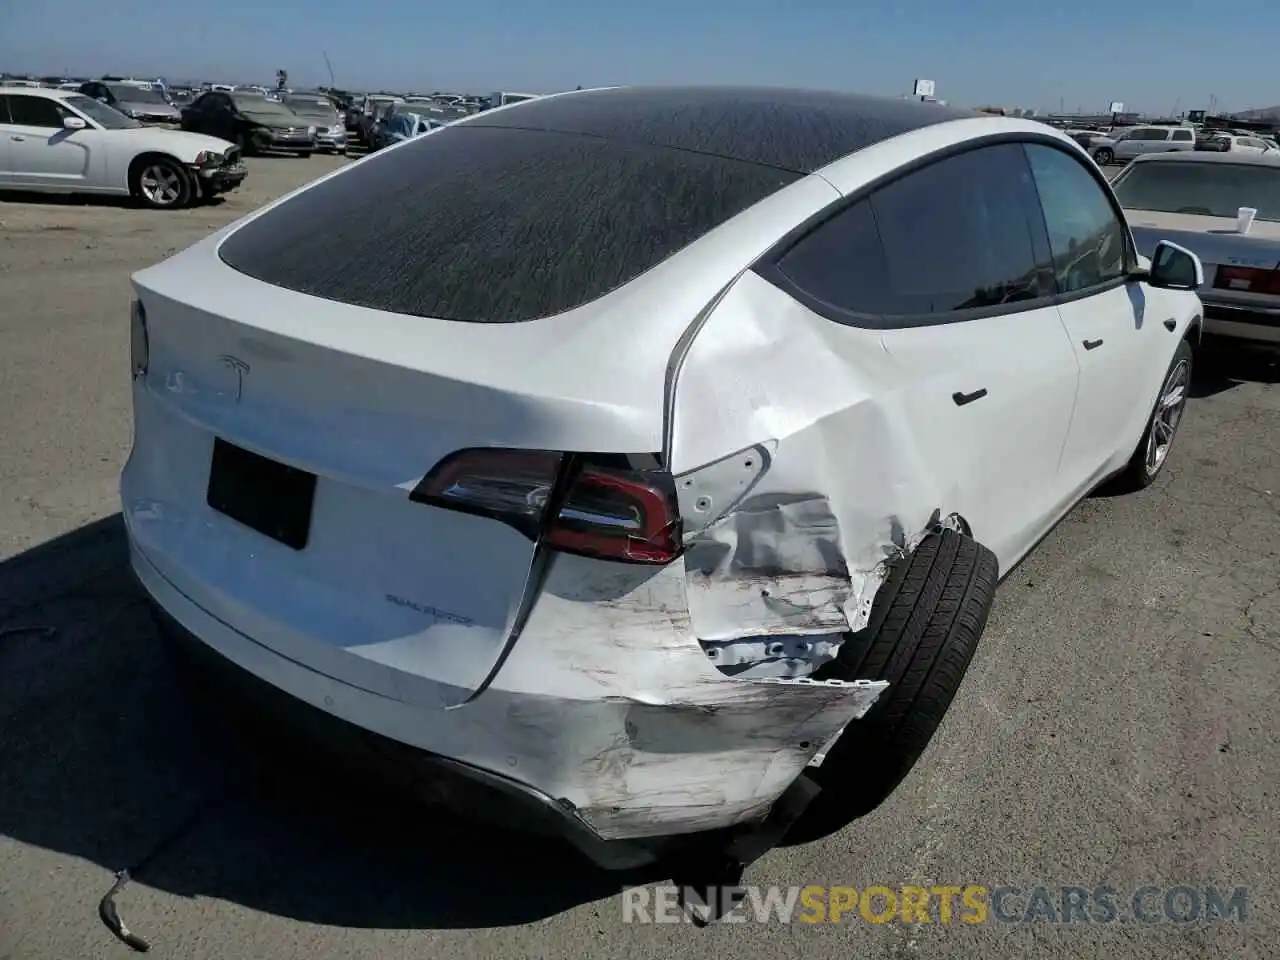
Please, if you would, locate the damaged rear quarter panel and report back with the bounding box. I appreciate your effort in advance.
[668,271,947,644]
[489,554,887,838]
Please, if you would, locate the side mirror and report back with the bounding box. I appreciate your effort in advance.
[1147,240,1203,291]
[62,115,87,130]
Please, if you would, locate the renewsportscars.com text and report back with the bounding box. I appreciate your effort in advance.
[621,884,1249,925]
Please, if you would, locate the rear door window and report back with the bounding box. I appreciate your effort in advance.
[868,143,1055,315]
[1171,129,1194,142]
[769,142,1055,321]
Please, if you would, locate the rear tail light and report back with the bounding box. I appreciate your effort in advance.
[1213,264,1280,294]
[410,449,682,564]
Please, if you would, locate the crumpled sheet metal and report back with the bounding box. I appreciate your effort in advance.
[489,554,888,837]
[669,269,944,648]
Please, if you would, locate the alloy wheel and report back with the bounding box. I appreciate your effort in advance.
[139,164,184,206]
[1145,357,1189,475]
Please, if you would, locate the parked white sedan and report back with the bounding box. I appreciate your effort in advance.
[121,86,1205,876]
[0,86,245,208]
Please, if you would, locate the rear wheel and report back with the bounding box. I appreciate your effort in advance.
[1094,147,1114,164]
[132,157,193,210]
[787,528,998,843]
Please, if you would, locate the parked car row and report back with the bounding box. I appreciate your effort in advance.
[0,85,246,208]
[178,88,344,156]
[1064,123,1280,167]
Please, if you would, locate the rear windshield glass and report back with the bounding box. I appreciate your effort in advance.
[1113,161,1280,221]
[218,125,798,322]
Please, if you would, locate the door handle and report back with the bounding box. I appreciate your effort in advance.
[1163,319,1177,331]
[1083,338,1104,350]
[952,388,988,407]
[9,135,25,141]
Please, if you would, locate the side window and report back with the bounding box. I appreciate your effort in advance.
[1024,143,1129,294]
[7,95,64,128]
[1145,129,1171,141]
[0,96,10,124]
[1171,129,1194,142]
[868,143,1055,314]
[774,143,1055,319]
[775,199,898,315]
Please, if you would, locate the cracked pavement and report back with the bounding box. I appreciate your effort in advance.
[1,157,1278,959]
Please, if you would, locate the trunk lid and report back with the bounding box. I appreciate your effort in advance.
[1128,210,1280,309]
[129,257,686,706]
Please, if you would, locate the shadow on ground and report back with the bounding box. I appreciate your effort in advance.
[0,192,228,210]
[0,517,657,932]
[1188,336,1280,399]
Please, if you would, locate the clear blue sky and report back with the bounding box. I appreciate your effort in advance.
[3,0,1276,115]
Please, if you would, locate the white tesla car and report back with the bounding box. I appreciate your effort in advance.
[0,86,245,208]
[121,86,1203,870]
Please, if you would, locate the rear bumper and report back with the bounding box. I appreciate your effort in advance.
[120,349,886,850]
[144,580,666,869]
[1203,302,1280,343]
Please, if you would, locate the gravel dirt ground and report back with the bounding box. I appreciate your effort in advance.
[1,155,1278,960]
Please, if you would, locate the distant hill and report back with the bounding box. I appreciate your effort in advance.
[1233,106,1280,121]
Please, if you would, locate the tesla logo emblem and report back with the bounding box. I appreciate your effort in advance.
[218,355,250,402]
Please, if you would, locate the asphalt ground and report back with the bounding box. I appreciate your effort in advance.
[1,153,1277,959]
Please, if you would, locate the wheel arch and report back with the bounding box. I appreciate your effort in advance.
[1185,313,1203,347]
[126,151,190,197]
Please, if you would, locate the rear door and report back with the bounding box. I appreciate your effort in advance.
[1170,128,1196,152]
[1025,142,1152,492]
[1118,128,1161,159]
[0,96,12,186]
[743,142,1080,571]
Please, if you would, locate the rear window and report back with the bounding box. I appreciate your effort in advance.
[218,125,798,323]
[1113,161,1280,221]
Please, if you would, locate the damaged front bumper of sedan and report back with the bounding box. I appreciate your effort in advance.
[189,149,246,198]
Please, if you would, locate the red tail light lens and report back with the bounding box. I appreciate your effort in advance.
[410,449,682,564]
[1214,264,1280,294]
[547,462,682,563]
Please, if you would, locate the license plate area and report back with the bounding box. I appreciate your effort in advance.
[206,438,317,550]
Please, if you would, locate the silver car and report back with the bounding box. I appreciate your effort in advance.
[80,81,181,126]
[1090,125,1197,165]
[282,92,348,154]
[1118,151,1280,345]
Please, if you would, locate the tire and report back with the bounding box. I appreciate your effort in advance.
[296,151,312,158]
[131,156,193,210]
[1094,147,1114,164]
[787,528,998,842]
[1109,338,1192,492]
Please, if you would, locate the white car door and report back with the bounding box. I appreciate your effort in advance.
[0,96,12,186]
[5,93,104,190]
[724,142,1080,571]
[1121,128,1163,159]
[1024,143,1153,495]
